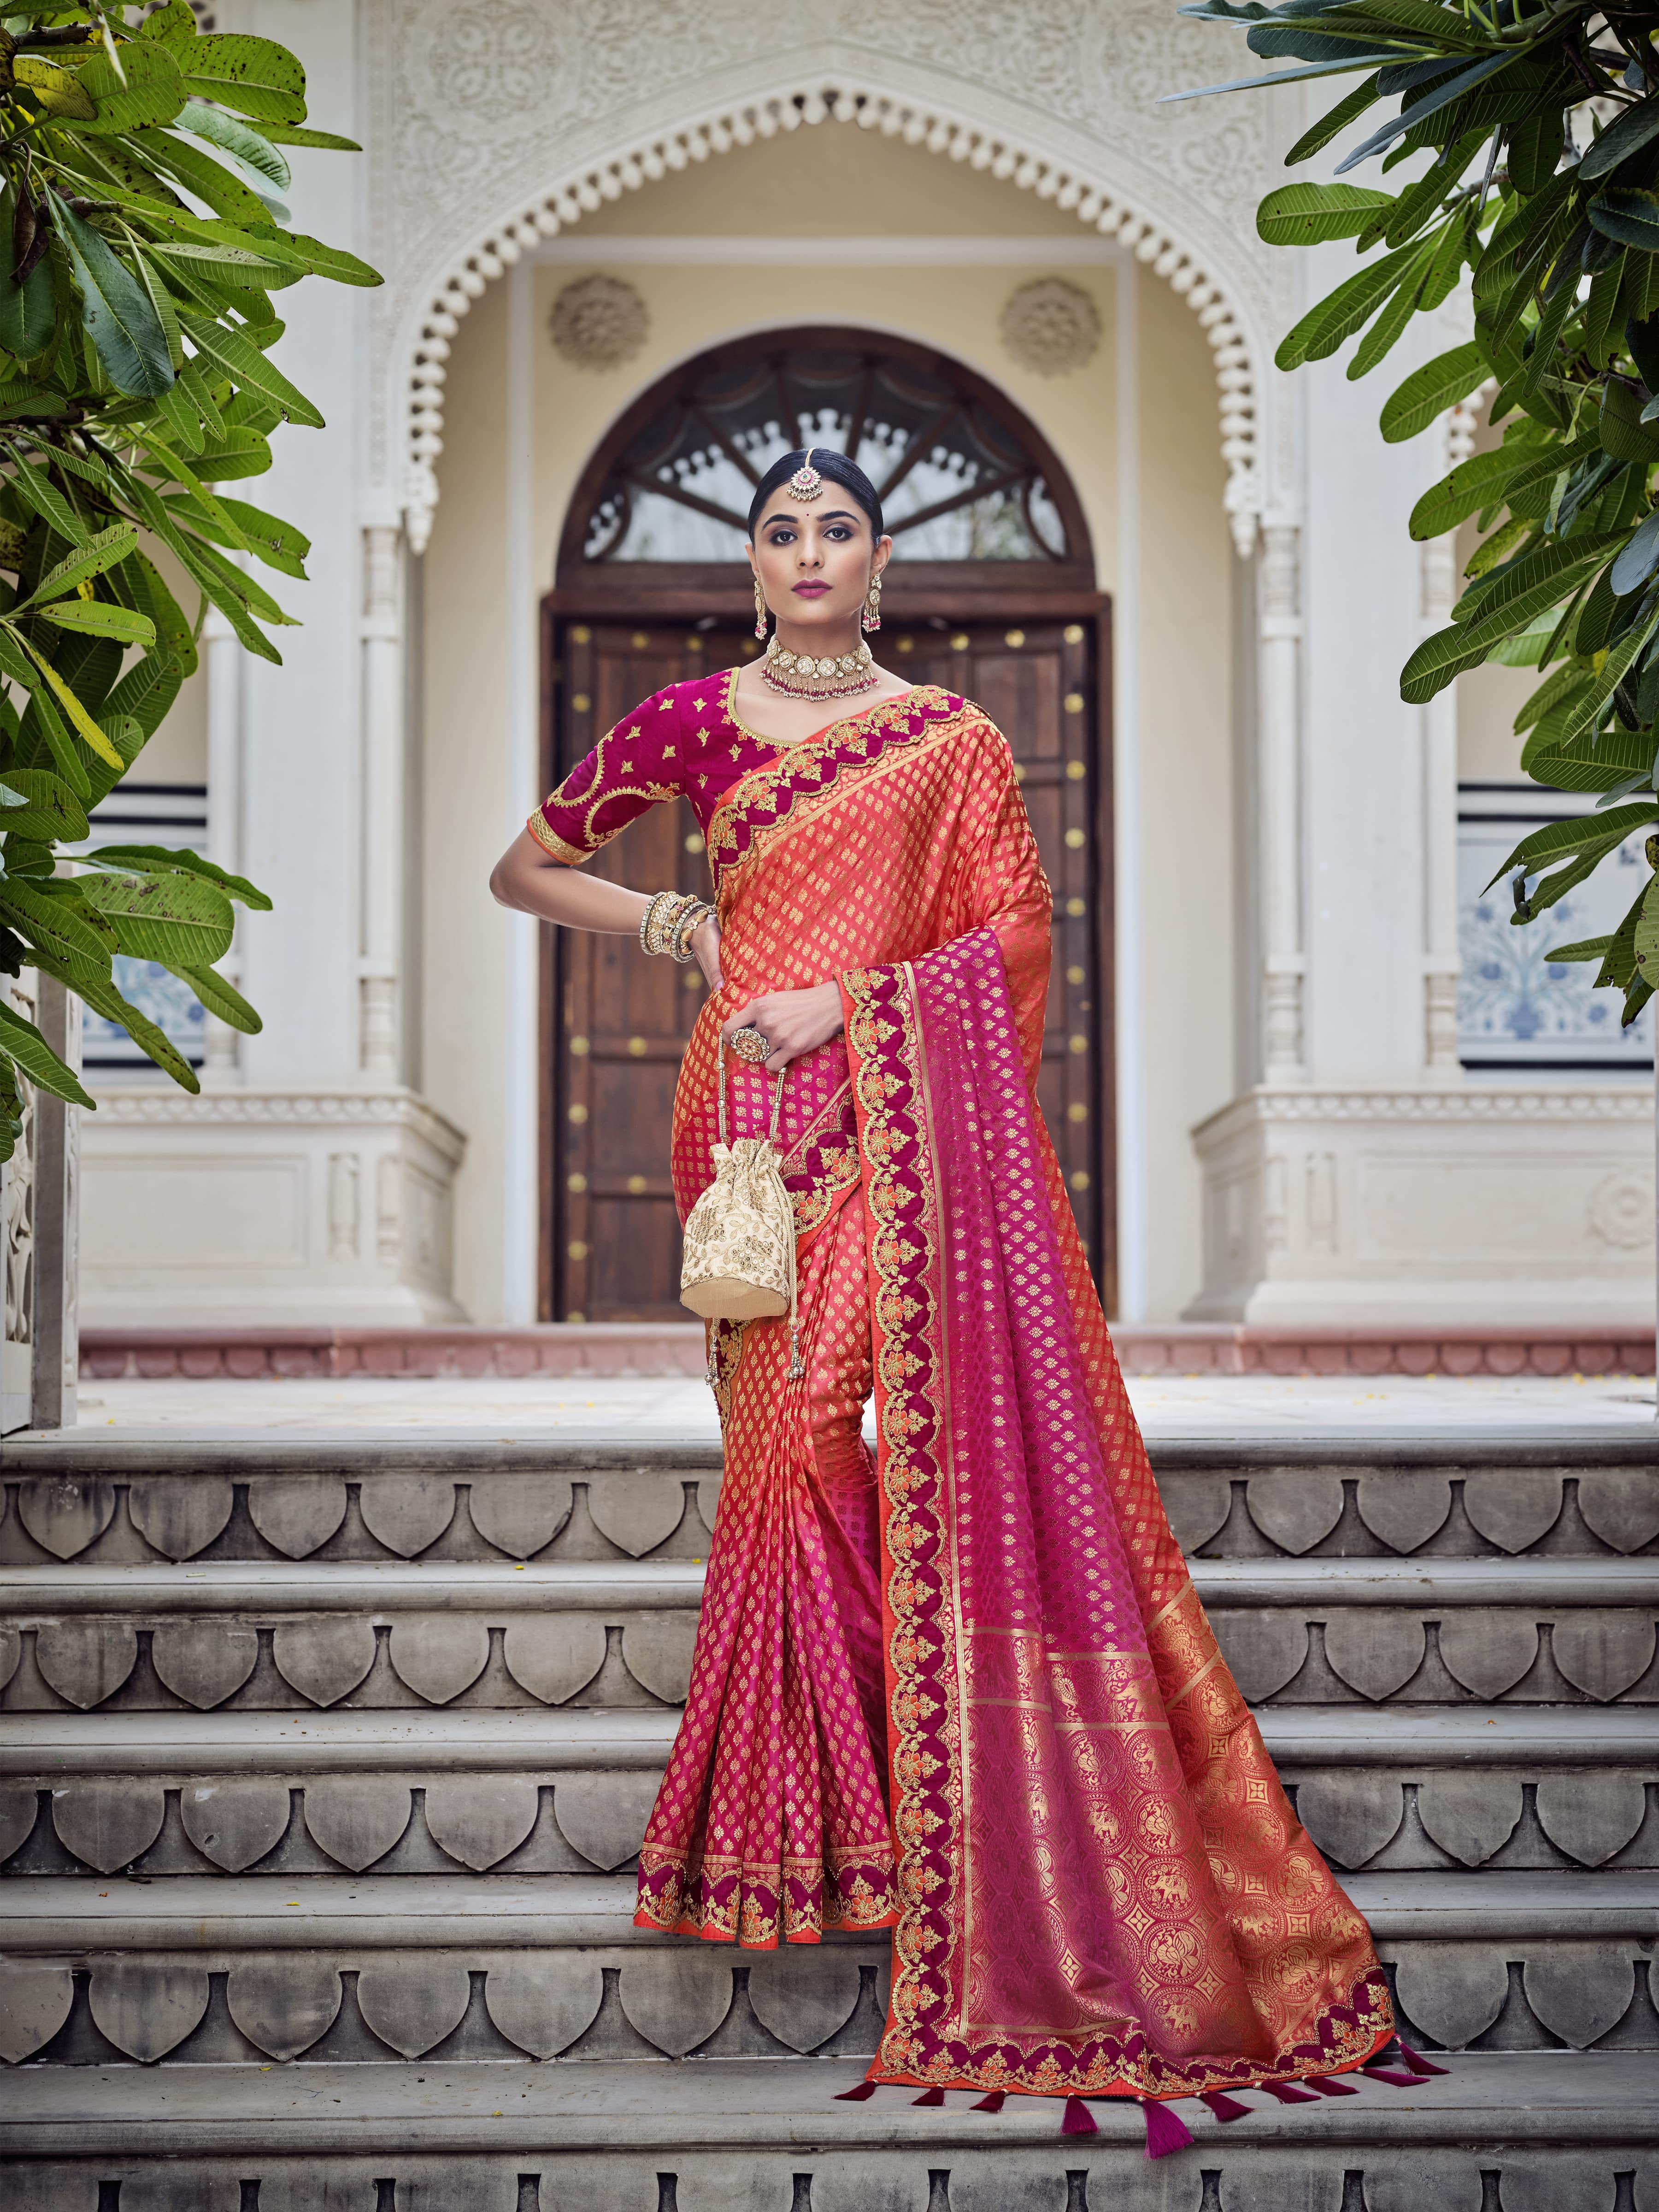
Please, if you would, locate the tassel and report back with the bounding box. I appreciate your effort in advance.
[912,2087,945,2107]
[787,1322,804,1382]
[1260,2081,1319,2105]
[1199,2091,1252,2123]
[1141,2099,1195,2159]
[971,2091,1006,2113]
[835,2080,877,2101]
[1361,2066,1420,2088]
[1060,2097,1097,2137]
[1305,2074,1359,2096]
[1397,2041,1449,2077]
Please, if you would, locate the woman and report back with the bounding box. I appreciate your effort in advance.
[490,448,1397,2144]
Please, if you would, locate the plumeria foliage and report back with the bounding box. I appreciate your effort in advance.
[1176,0,1659,1026]
[0,0,377,1156]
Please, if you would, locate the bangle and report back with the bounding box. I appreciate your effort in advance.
[639,890,711,961]
[668,899,713,963]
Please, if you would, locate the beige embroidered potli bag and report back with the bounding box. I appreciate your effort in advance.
[680,1042,801,1376]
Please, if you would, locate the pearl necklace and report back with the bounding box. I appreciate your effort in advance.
[760,635,878,700]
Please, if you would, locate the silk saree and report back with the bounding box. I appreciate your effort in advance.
[530,671,1392,2115]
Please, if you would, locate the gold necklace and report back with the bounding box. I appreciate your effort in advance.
[760,635,878,700]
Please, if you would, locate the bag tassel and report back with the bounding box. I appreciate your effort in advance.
[1060,2097,1097,2137]
[1199,2090,1252,2123]
[835,2080,878,2102]
[971,2091,1006,2113]
[785,1197,804,1381]
[1396,2041,1449,2077]
[1260,2080,1319,2105]
[912,2087,946,2107]
[1141,2099,1195,2159]
[1305,2074,1359,2096]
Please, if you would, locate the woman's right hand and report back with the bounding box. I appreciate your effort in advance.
[690,914,724,992]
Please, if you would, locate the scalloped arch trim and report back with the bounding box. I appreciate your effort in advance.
[400,82,1263,559]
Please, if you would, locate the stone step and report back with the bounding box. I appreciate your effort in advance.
[4,1431,1654,1565]
[4,1559,1654,1713]
[3,1709,1655,1878]
[0,1874,1655,2071]
[1,2054,1653,2208]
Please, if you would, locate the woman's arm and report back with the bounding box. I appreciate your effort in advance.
[490,829,723,987]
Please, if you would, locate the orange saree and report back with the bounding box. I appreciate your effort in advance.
[530,672,1397,2139]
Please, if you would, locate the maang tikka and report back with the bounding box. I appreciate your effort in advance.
[863,571,883,633]
[753,574,768,640]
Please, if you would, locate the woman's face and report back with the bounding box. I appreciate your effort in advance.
[748,494,891,633]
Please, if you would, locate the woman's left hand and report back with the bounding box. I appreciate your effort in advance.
[722,980,843,1073]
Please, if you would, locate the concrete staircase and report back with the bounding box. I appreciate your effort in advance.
[0,1428,1655,2208]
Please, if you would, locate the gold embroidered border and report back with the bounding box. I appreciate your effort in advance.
[525,810,588,865]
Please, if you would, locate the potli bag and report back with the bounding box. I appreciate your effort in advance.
[679,1041,801,1378]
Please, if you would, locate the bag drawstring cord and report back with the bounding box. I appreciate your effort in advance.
[706,1037,804,1385]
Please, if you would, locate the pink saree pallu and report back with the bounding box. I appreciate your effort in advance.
[839,930,1391,2109]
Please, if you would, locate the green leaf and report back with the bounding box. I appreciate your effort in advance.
[1285,74,1382,166]
[0,996,94,1107]
[180,315,323,427]
[76,39,187,135]
[165,960,260,1033]
[0,245,55,360]
[16,632,126,771]
[1540,935,1612,963]
[0,876,116,973]
[181,33,306,126]
[258,125,361,153]
[24,524,140,610]
[1410,429,1602,541]
[1379,340,1487,444]
[1528,727,1653,792]
[135,130,280,230]
[0,769,88,844]
[147,238,293,290]
[12,55,96,121]
[1554,606,1659,750]
[47,189,174,400]
[1275,235,1424,370]
[1347,249,1430,378]
[1588,188,1659,253]
[1482,800,1659,889]
[86,844,272,911]
[1579,96,1659,183]
[165,490,307,577]
[1257,181,1393,245]
[78,865,234,966]
[1634,877,1659,993]
[1600,380,1659,466]
[174,98,292,195]
[38,599,156,645]
[7,460,90,547]
[140,0,199,51]
[41,949,199,1091]
[1455,531,1625,633]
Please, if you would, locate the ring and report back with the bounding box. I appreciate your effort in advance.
[729,1025,771,1065]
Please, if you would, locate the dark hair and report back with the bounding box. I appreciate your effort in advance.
[747,447,884,541]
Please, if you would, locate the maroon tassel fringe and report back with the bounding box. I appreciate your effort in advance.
[835,2080,878,2101]
[1260,2081,1319,2105]
[912,2087,945,2106]
[1060,2096,1098,2137]
[1199,2090,1252,2123]
[1397,2041,1450,2077]
[1305,2074,1359,2096]
[1141,2099,1195,2159]
[1362,2065,1420,2087]
[971,2091,1006,2113]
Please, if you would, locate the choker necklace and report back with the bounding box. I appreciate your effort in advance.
[761,635,878,700]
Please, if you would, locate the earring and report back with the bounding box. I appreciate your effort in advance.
[753,575,768,640]
[862,571,883,633]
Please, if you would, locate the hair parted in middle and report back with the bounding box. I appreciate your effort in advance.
[746,448,885,541]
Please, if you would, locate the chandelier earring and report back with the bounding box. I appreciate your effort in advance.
[753,574,768,641]
[862,570,883,634]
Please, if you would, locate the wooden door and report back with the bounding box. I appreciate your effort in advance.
[541,610,1114,1320]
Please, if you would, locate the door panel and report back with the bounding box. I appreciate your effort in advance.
[543,611,1114,1321]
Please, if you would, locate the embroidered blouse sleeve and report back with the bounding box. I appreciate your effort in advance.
[526,687,683,864]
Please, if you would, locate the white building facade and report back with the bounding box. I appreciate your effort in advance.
[62,0,1656,1342]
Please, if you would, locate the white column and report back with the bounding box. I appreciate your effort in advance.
[201,603,244,1086]
[1113,249,1148,1321]
[359,523,405,1079]
[501,256,538,1323]
[1420,527,1461,1074]
[1258,520,1306,1081]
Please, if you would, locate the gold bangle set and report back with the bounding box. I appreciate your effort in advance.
[639,888,713,963]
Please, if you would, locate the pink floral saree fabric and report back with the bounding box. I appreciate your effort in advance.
[579,674,1392,2103]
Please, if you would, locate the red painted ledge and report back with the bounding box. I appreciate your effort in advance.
[77,1321,1657,1381]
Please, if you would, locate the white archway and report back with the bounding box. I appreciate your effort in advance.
[382,78,1271,560]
